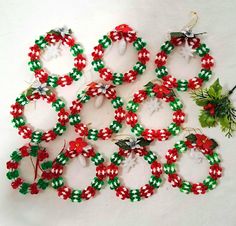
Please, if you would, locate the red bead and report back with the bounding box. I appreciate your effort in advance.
[107,163,118,180]
[58,186,72,200]
[28,44,41,60]
[170,37,184,46]
[51,163,64,177]
[98,128,113,140]
[209,164,222,180]
[57,75,73,87]
[115,186,129,200]
[114,107,126,123]
[30,183,39,194]
[18,126,32,139]
[6,161,19,170]
[42,130,57,142]
[62,35,75,47]
[188,37,200,49]
[142,129,156,141]
[188,77,203,90]
[151,161,162,177]
[10,103,23,118]
[70,100,83,114]
[155,51,167,67]
[201,54,214,69]
[168,174,182,188]
[126,112,138,127]
[173,110,185,125]
[109,31,122,41]
[81,186,96,200]
[156,129,171,141]
[162,75,178,89]
[19,145,30,157]
[34,69,49,83]
[58,109,69,125]
[75,123,88,136]
[99,68,113,81]
[37,150,49,161]
[138,48,150,64]
[11,178,23,189]
[96,164,107,180]
[133,90,147,103]
[74,54,86,71]
[123,70,138,83]
[192,183,207,195]
[92,44,104,60]
[165,148,178,164]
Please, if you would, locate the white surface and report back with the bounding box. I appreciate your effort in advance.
[0,0,236,226]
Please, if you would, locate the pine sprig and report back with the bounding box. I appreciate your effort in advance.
[191,79,236,138]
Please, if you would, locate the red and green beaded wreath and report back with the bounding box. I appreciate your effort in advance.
[51,138,106,202]
[10,85,69,143]
[126,82,185,141]
[164,133,222,194]
[107,137,162,202]
[155,30,214,91]
[28,27,86,88]
[6,144,53,195]
[69,82,126,140]
[91,24,150,85]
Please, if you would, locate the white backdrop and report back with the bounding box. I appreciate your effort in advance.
[0,0,236,226]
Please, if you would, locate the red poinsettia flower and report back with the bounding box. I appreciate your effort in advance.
[69,138,87,154]
[115,24,133,33]
[196,134,213,150]
[153,84,171,98]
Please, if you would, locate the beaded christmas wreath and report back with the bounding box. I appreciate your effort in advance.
[155,30,214,91]
[107,137,162,202]
[51,138,106,202]
[126,82,185,141]
[10,83,69,143]
[6,144,52,195]
[91,24,150,85]
[164,133,222,194]
[28,27,86,88]
[69,82,126,140]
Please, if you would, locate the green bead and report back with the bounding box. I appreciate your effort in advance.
[70,190,82,202]
[177,79,188,92]
[16,94,28,106]
[98,35,111,48]
[69,68,82,80]
[70,44,83,56]
[174,141,187,153]
[206,152,221,165]
[198,69,212,81]
[131,124,144,136]
[69,114,81,125]
[161,41,174,54]
[180,181,192,194]
[164,163,176,174]
[144,151,157,164]
[155,66,168,78]
[149,176,162,188]
[113,73,123,85]
[108,177,120,190]
[130,189,141,202]
[91,177,104,190]
[169,98,183,111]
[133,37,146,51]
[56,153,69,165]
[168,123,181,136]
[133,62,146,74]
[30,145,39,157]
[35,36,48,49]
[203,176,217,190]
[91,153,104,165]
[12,117,25,128]
[6,170,19,180]
[110,152,124,166]
[53,123,66,136]
[145,87,155,97]
[109,121,122,133]
[92,60,104,71]
[11,151,22,162]
[196,43,210,57]
[41,161,52,170]
[111,97,124,108]
[51,177,64,189]
[28,60,42,71]
[88,129,99,140]
[47,75,58,88]
[37,178,49,190]
[77,91,90,103]
[19,182,30,195]
[31,131,43,144]
[52,99,65,112]
[126,100,139,112]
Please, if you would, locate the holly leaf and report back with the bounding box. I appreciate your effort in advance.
[185,133,197,142]
[195,99,209,106]
[199,110,216,127]
[137,138,152,147]
[170,32,184,38]
[144,82,154,89]
[115,139,131,150]
[210,139,218,150]
[25,87,34,97]
[219,116,230,131]
[208,79,222,98]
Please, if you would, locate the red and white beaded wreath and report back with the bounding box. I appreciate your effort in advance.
[51,138,106,202]
[6,144,53,195]
[107,137,162,202]
[126,82,185,141]
[10,83,69,143]
[155,29,214,91]
[28,27,86,88]
[164,133,222,194]
[69,82,126,140]
[91,24,150,85]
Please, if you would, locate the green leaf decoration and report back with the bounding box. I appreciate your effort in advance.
[199,110,216,128]
[170,32,185,38]
[208,79,222,98]
[25,87,34,97]
[185,133,197,143]
[115,140,131,150]
[137,138,152,147]
[210,139,218,150]
[144,82,154,89]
